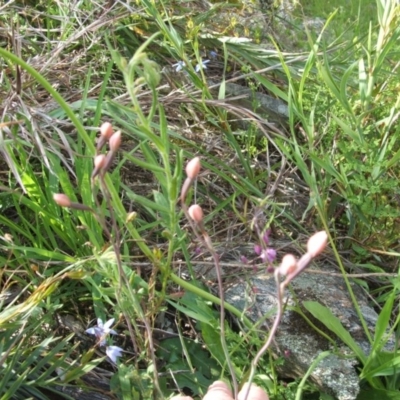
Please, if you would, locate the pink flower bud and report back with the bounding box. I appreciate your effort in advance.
[97,122,114,152]
[53,193,92,212]
[92,154,107,179]
[278,254,298,276]
[188,204,203,223]
[53,193,72,207]
[94,154,106,168]
[185,157,201,179]
[100,122,114,140]
[109,130,122,152]
[307,231,328,258]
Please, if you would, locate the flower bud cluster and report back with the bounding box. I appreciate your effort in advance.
[93,122,122,179]
[53,122,122,210]
[181,157,203,224]
[276,231,328,284]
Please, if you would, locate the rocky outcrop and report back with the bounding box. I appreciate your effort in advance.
[226,267,393,400]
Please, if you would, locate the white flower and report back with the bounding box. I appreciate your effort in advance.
[106,345,123,364]
[195,59,210,73]
[172,61,186,72]
[85,318,117,346]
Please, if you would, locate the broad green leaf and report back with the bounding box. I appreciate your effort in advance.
[303,301,366,363]
[373,290,395,350]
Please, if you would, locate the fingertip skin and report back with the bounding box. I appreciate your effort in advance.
[170,396,193,400]
[238,383,269,400]
[203,381,233,400]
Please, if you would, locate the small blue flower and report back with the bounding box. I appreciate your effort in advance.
[172,61,186,72]
[209,51,218,59]
[106,345,123,364]
[85,317,117,346]
[195,59,210,73]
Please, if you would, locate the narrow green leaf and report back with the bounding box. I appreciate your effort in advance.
[167,300,213,324]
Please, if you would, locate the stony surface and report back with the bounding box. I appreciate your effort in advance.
[225,265,394,400]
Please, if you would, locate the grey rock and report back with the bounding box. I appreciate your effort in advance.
[225,266,393,400]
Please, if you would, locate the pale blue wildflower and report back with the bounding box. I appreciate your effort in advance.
[195,59,210,73]
[173,61,186,72]
[209,51,218,59]
[85,317,117,346]
[106,345,123,364]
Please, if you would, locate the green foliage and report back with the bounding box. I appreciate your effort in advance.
[157,337,220,397]
[278,0,400,254]
[0,300,102,399]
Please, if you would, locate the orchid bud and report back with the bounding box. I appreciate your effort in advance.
[109,130,122,152]
[97,122,114,152]
[53,193,72,208]
[278,254,298,276]
[186,157,201,179]
[53,193,92,212]
[92,154,106,179]
[254,244,262,256]
[188,204,204,223]
[100,122,113,140]
[307,231,328,258]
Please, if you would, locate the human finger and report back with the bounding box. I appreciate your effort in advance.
[238,383,269,400]
[203,380,234,400]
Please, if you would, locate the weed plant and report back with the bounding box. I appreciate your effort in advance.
[1,0,400,399]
